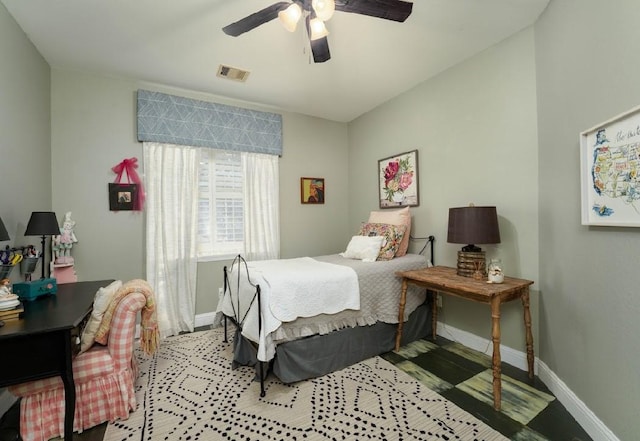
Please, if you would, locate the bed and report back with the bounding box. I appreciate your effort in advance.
[216,208,435,395]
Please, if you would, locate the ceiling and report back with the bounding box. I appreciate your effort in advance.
[2,0,549,123]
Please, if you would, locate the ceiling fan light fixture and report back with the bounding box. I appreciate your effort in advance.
[278,3,302,32]
[309,18,329,40]
[312,0,335,21]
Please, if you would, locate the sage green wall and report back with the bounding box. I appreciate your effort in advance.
[0,0,51,414]
[49,70,349,315]
[348,28,539,353]
[535,1,640,438]
[0,2,51,273]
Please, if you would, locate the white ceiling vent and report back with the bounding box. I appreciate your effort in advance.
[216,64,250,82]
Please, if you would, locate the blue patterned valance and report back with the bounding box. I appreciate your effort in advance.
[137,89,282,156]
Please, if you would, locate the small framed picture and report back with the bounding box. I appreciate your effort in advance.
[300,177,325,204]
[109,183,137,211]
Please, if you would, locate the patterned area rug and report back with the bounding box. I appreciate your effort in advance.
[104,328,508,441]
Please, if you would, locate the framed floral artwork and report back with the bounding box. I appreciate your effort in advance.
[378,150,419,208]
[301,177,325,204]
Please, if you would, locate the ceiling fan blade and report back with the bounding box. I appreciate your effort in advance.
[335,0,413,22]
[222,1,291,37]
[310,37,331,63]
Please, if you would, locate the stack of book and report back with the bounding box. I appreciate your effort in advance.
[0,294,23,322]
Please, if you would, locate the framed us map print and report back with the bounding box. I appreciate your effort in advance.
[580,104,640,226]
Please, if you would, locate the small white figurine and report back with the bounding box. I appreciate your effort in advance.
[52,212,78,264]
[0,278,12,298]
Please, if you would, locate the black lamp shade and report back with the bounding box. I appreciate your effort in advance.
[447,206,501,247]
[0,217,9,241]
[24,212,60,280]
[24,212,60,237]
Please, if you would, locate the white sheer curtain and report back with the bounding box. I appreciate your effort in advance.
[242,152,280,260]
[143,142,199,338]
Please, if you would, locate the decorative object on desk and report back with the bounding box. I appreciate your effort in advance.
[300,177,325,204]
[0,301,22,320]
[0,263,14,280]
[488,258,504,283]
[20,256,39,281]
[580,104,640,227]
[447,204,501,278]
[12,278,57,301]
[111,157,145,211]
[0,280,21,321]
[472,260,484,280]
[378,150,419,208]
[0,249,22,280]
[0,281,22,319]
[0,278,13,297]
[52,211,77,264]
[20,245,39,281]
[24,211,60,280]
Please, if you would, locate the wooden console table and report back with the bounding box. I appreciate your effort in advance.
[395,266,534,411]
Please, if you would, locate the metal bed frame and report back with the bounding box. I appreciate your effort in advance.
[221,235,435,398]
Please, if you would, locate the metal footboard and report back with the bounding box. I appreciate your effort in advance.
[222,255,266,397]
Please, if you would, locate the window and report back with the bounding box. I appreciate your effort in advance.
[198,149,243,259]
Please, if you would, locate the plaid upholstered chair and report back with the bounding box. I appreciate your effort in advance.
[9,291,148,441]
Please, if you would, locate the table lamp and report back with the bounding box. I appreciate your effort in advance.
[447,205,500,278]
[0,217,9,242]
[24,211,60,279]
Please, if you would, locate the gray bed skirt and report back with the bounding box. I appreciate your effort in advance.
[230,294,433,384]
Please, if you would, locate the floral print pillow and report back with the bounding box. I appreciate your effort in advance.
[357,223,407,260]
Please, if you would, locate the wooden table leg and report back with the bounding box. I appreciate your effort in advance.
[490,296,502,411]
[395,279,408,351]
[62,332,76,441]
[521,288,535,378]
[431,291,438,341]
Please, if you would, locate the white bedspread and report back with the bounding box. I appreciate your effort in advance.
[216,257,359,361]
[257,257,359,321]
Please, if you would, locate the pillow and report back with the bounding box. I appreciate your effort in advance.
[79,280,122,353]
[358,223,407,261]
[368,207,411,257]
[340,235,385,262]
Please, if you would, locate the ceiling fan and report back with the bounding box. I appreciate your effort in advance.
[222,0,413,63]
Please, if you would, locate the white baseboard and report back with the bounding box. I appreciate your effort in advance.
[435,321,619,441]
[195,311,216,328]
[0,388,18,418]
[536,360,620,441]
[135,312,217,338]
[436,321,534,373]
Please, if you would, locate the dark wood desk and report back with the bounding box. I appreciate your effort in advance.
[395,266,534,411]
[0,280,110,440]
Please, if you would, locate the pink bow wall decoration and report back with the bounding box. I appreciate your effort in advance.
[111,157,145,211]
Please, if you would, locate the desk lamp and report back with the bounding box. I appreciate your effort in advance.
[24,211,60,280]
[447,205,500,278]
